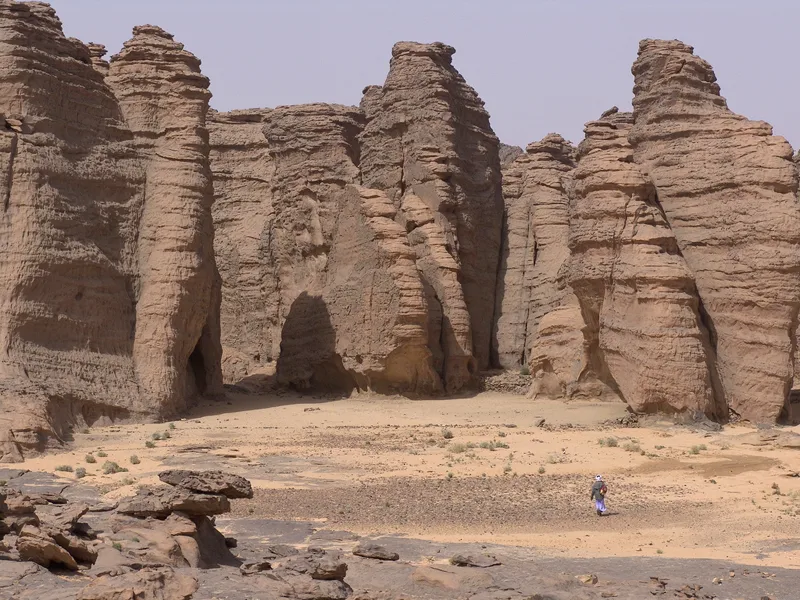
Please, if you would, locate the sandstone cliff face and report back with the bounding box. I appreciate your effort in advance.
[360,42,504,374]
[629,40,800,422]
[568,111,718,416]
[208,109,274,383]
[0,4,221,459]
[262,104,362,389]
[493,135,576,370]
[107,24,223,414]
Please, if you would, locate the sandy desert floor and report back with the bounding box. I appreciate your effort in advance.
[17,390,800,569]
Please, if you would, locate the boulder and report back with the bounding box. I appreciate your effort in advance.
[278,552,348,581]
[17,527,79,570]
[450,553,501,568]
[158,469,253,499]
[116,486,230,518]
[78,566,197,600]
[353,542,399,561]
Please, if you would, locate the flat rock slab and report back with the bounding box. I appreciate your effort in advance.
[117,486,230,518]
[353,542,399,561]
[158,469,253,499]
[450,553,501,568]
[4,472,70,496]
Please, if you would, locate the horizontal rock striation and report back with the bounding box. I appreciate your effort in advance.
[360,41,504,377]
[0,4,221,459]
[568,111,718,416]
[629,39,800,422]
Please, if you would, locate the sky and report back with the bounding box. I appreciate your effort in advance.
[47,0,798,150]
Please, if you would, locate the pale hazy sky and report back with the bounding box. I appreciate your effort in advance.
[48,0,798,150]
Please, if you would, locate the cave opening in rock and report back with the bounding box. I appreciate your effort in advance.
[188,342,208,395]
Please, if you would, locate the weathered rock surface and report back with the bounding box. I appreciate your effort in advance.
[159,469,253,499]
[493,134,577,370]
[0,4,221,460]
[353,542,399,561]
[360,41,504,375]
[264,103,363,390]
[209,108,276,384]
[78,567,198,600]
[322,186,441,393]
[117,486,230,518]
[568,111,719,416]
[628,40,800,422]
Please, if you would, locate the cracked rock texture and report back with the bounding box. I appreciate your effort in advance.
[0,4,221,460]
[568,111,718,416]
[208,108,275,383]
[360,41,504,376]
[493,134,577,371]
[629,39,800,422]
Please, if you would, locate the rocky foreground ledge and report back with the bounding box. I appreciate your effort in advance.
[0,469,794,599]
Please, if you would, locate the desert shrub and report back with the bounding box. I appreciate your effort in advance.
[85,454,97,464]
[97,451,108,457]
[145,441,155,448]
[75,467,87,479]
[448,443,467,454]
[442,428,454,440]
[623,442,642,453]
[130,455,140,465]
[55,465,73,472]
[538,466,546,474]
[102,461,128,475]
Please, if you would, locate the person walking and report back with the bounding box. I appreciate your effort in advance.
[591,474,607,516]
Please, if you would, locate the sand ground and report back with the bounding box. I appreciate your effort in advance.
[17,391,800,569]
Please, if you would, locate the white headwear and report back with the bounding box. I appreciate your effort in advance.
[595,475,602,481]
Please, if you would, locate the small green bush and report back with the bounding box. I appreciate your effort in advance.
[112,542,122,551]
[85,454,96,464]
[130,455,140,465]
[497,431,507,438]
[97,451,108,457]
[145,440,155,449]
[538,466,546,474]
[102,461,128,475]
[162,431,171,439]
[151,432,163,441]
[168,423,176,430]
[623,442,642,453]
[75,467,87,479]
[55,465,73,472]
[442,428,454,440]
[448,443,467,454]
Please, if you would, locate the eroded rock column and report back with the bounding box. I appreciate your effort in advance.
[629,39,800,422]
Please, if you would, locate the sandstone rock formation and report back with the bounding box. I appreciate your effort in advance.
[208,108,275,383]
[499,143,523,166]
[629,39,800,422]
[568,111,719,416]
[0,3,221,459]
[493,134,576,370]
[360,41,505,374]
